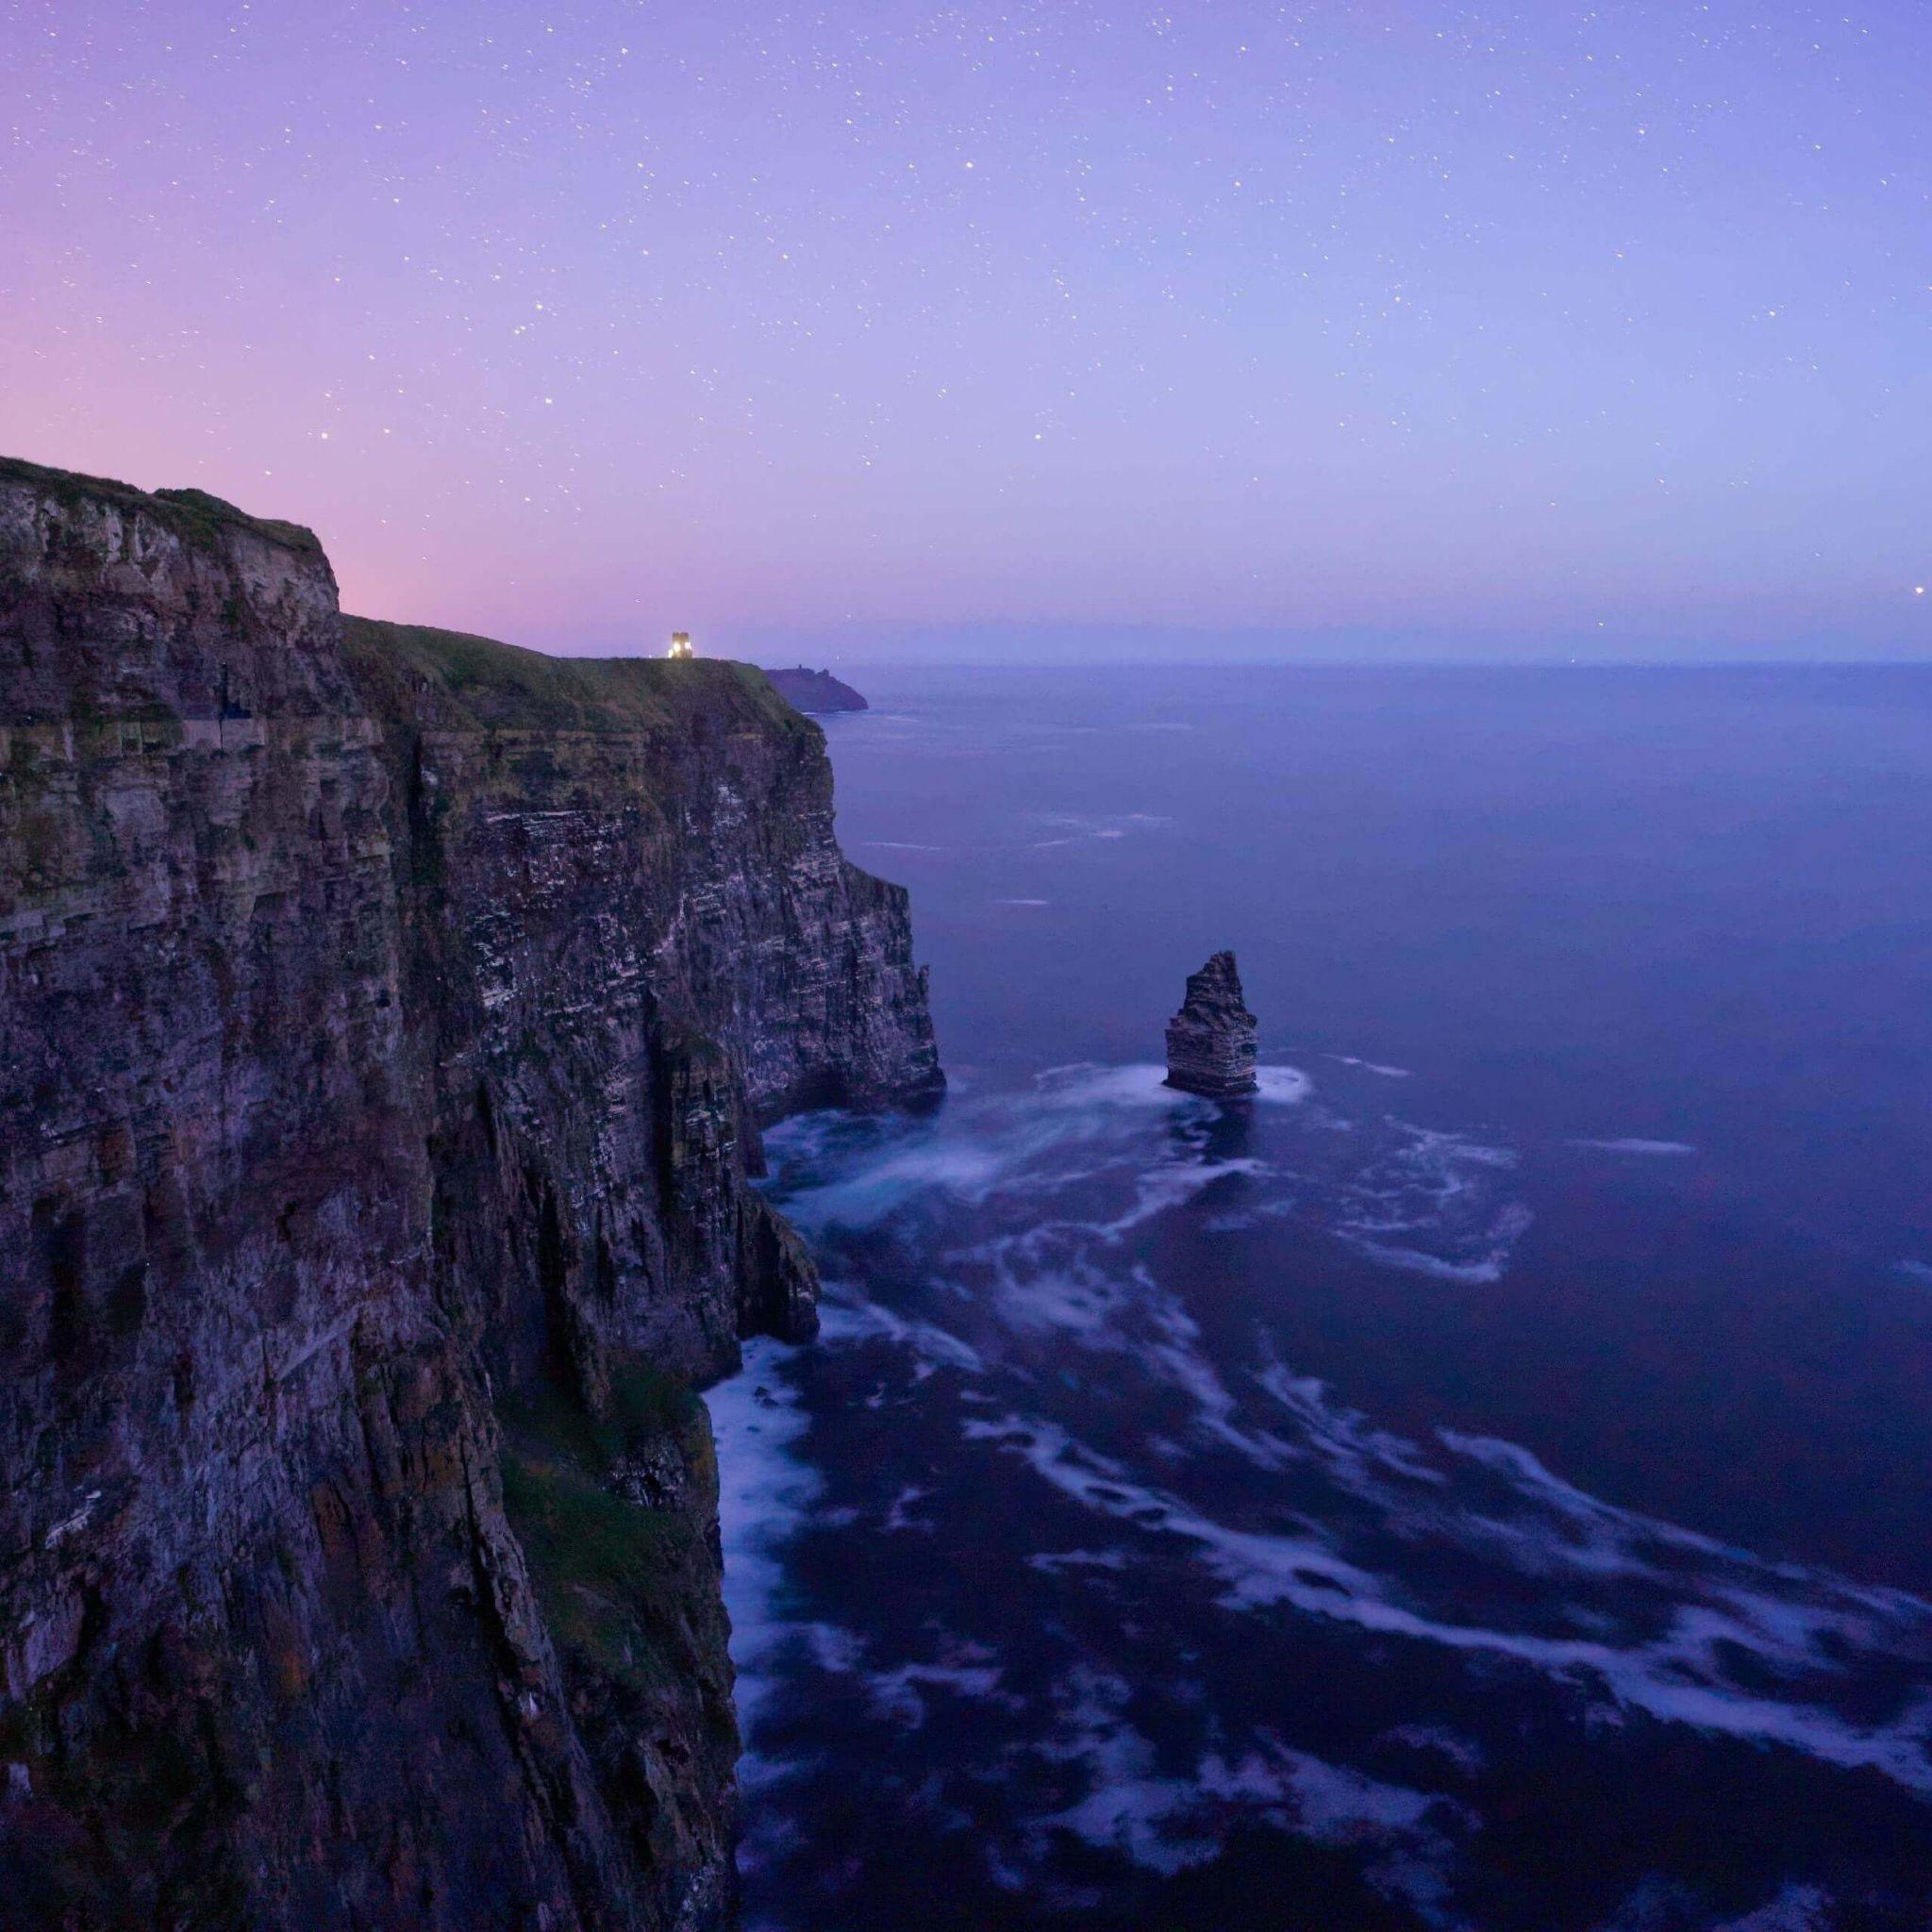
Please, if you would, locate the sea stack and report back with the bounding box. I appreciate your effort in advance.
[1164,951,1260,1097]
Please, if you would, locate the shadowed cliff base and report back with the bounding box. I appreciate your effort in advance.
[0,453,941,1929]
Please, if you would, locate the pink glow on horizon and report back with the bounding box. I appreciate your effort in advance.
[4,2,1928,661]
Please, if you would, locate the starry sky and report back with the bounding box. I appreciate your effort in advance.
[4,2,1928,660]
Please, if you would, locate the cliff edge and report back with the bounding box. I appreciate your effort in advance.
[0,457,940,1929]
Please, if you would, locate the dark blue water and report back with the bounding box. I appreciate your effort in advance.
[711,666,1932,1932]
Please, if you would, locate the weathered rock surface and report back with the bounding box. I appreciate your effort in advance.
[1163,951,1259,1097]
[0,458,941,1929]
[758,667,867,714]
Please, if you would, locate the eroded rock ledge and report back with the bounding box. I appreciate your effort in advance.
[0,457,941,1929]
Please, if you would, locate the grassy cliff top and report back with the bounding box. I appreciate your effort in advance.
[0,453,326,560]
[342,614,816,740]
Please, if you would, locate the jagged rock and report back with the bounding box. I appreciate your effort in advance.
[0,455,941,1930]
[1164,951,1259,1097]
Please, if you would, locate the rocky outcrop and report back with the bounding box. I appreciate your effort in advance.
[1163,951,1259,1097]
[759,667,867,715]
[0,458,941,1929]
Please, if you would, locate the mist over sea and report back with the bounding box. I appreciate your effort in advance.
[712,664,1932,1932]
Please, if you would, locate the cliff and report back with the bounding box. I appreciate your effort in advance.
[0,457,941,1929]
[758,667,867,715]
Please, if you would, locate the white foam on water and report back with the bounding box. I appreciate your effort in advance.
[1022,1665,1213,1875]
[866,1654,1016,1730]
[1384,1724,1485,1774]
[1198,1734,1445,1835]
[1037,1061,1312,1109]
[1103,1154,1270,1236]
[1198,1736,1474,1918]
[1327,1054,1415,1078]
[963,1222,1299,1473]
[1026,810,1176,847]
[1256,1064,1315,1103]
[771,1061,1314,1258]
[1253,1356,1448,1491]
[781,1135,1015,1228]
[708,1339,860,1779]
[1034,1060,1195,1108]
[1203,1210,1261,1232]
[1570,1137,1699,1157]
[1019,1668,1465,1907]
[1325,1124,1532,1283]
[1438,1432,1733,1565]
[747,1057,1932,1900]
[1027,1547,1133,1574]
[1425,1436,1932,1647]
[1711,1884,1834,1932]
[1342,1231,1520,1285]
[881,1484,933,1533]
[962,1405,1932,1794]
[1343,1200,1534,1285]
[815,1285,987,1378]
[774,1065,1305,1269]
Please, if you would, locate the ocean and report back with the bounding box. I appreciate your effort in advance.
[709,664,1932,1931]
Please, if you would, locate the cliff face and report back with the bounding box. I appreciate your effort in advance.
[0,458,940,1929]
[758,667,868,715]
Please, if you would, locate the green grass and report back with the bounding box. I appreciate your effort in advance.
[497,1361,710,1690]
[341,613,816,740]
[608,1358,703,1441]
[504,1360,700,1476]
[502,1445,685,1586]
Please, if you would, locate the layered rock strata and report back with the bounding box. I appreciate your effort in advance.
[0,457,940,1930]
[1163,951,1259,1097]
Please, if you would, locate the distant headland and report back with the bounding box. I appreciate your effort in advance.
[763,665,869,714]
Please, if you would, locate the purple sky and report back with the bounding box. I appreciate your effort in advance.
[4,2,1927,660]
